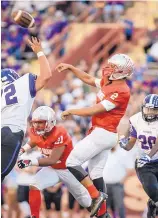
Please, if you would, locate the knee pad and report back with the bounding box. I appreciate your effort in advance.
[67,166,88,182]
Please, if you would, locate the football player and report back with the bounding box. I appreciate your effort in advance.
[119,94,158,218]
[1,37,52,181]
[17,106,92,218]
[56,54,134,218]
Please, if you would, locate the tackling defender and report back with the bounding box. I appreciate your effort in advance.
[17,106,92,218]
[56,54,134,217]
[1,37,52,181]
[119,94,158,218]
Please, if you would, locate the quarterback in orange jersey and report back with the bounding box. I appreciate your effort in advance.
[17,106,92,218]
[56,54,134,218]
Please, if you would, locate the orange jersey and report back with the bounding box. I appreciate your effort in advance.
[29,126,73,169]
[91,80,130,133]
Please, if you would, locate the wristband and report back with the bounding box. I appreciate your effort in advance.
[30,158,39,166]
[37,51,44,58]
[23,143,32,152]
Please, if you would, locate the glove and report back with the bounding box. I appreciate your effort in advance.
[137,154,151,168]
[119,136,129,149]
[17,159,32,169]
[18,147,25,156]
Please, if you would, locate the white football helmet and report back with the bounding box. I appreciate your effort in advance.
[106,54,134,80]
[32,106,56,135]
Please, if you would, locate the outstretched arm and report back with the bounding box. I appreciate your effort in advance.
[56,63,98,87]
[61,98,117,120]
[27,37,52,92]
[61,104,106,119]
[119,136,137,151]
[18,146,65,168]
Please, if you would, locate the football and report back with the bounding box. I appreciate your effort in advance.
[12,10,35,28]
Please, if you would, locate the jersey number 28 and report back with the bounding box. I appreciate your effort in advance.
[138,135,156,150]
[1,84,18,105]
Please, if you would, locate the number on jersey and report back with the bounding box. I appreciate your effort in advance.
[138,135,156,150]
[110,93,118,100]
[1,84,18,105]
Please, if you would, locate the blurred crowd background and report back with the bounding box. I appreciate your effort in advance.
[1,1,158,218]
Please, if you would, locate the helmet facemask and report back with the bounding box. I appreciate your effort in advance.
[31,106,57,136]
[142,106,158,122]
[32,119,56,136]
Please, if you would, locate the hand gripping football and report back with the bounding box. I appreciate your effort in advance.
[12,10,35,28]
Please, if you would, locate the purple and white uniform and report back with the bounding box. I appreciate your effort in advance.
[1,73,37,134]
[130,112,158,161]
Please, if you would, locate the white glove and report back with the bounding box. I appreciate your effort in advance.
[137,154,151,168]
[119,135,129,149]
[17,159,32,169]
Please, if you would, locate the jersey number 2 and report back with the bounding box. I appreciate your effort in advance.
[2,84,18,105]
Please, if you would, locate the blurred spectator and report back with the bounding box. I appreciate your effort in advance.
[146,42,158,63]
[103,146,135,218]
[3,170,21,218]
[103,1,125,22]
[144,18,158,53]
[121,9,134,41]
[42,184,63,218]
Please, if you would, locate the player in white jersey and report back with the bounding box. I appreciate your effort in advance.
[119,94,158,218]
[1,37,52,181]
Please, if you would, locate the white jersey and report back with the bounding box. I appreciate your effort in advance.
[130,112,158,161]
[1,73,37,133]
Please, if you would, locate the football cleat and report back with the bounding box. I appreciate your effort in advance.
[90,192,108,217]
[97,212,112,218]
[147,199,157,218]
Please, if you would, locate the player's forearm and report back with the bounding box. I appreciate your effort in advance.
[37,157,58,167]
[69,106,101,117]
[68,65,95,86]
[124,141,135,151]
[38,53,52,81]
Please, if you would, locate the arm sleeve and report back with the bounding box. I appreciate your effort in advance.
[129,120,137,139]
[29,73,37,98]
[95,78,101,88]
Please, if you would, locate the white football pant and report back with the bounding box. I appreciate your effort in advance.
[30,167,92,208]
[66,127,118,180]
